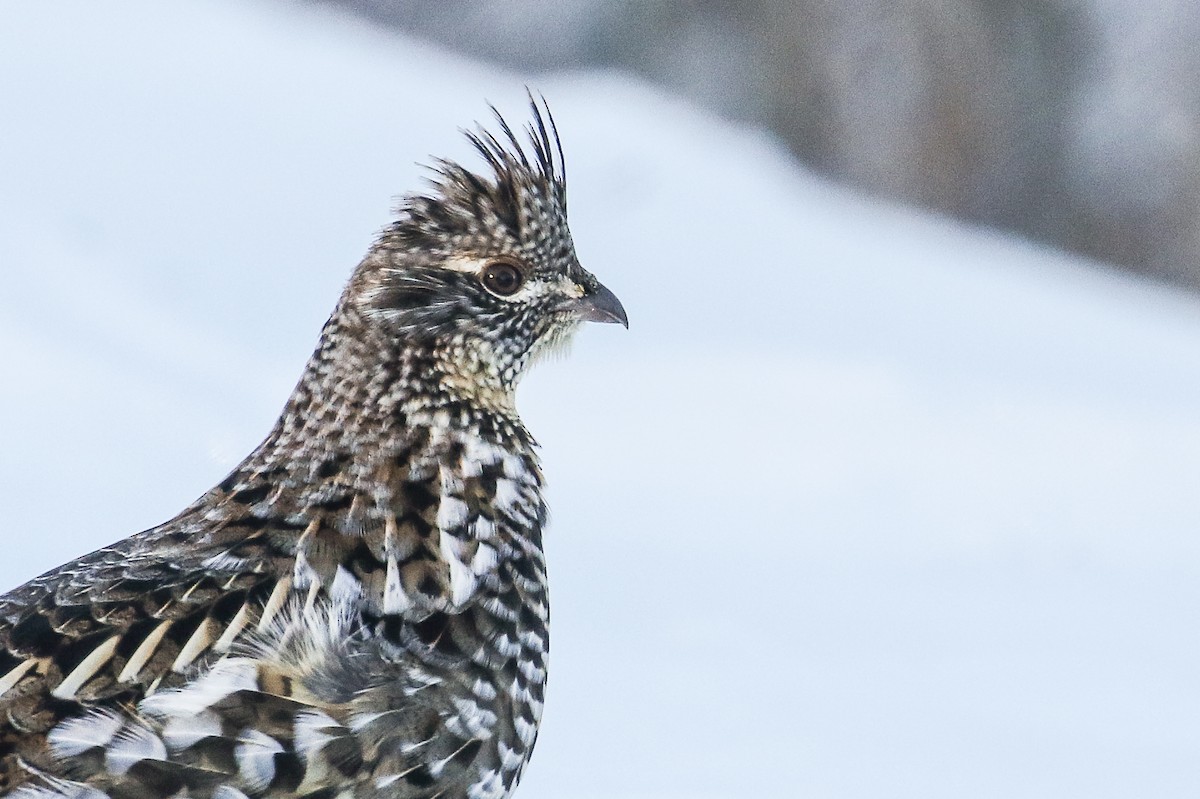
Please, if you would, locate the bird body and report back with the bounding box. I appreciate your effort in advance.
[0,100,625,799]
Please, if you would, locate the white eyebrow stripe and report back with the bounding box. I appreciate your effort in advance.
[441,257,487,273]
[440,257,551,304]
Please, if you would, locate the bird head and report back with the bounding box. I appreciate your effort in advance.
[345,98,626,394]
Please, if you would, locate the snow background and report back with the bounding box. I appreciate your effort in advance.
[2,1,1199,796]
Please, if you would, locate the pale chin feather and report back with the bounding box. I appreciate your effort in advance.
[520,319,580,378]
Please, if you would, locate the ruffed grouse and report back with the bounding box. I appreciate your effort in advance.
[0,99,626,799]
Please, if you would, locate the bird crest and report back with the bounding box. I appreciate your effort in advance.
[389,95,571,267]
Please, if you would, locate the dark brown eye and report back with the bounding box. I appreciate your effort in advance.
[481,261,525,296]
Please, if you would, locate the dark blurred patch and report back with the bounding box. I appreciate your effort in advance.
[314,0,1200,290]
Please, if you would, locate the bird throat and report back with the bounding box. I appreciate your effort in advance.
[183,315,546,627]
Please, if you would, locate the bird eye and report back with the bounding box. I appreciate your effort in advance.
[481,261,525,297]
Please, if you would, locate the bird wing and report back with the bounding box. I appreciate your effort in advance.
[3,588,484,799]
[0,513,283,795]
[0,421,547,798]
[0,474,539,798]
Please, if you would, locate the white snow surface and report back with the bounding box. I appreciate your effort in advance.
[2,1,1200,797]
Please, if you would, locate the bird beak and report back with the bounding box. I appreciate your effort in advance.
[572,282,629,328]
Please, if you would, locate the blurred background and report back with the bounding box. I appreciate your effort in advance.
[2,1,1200,798]
[323,0,1200,289]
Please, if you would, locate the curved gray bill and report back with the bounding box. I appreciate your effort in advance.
[574,282,629,328]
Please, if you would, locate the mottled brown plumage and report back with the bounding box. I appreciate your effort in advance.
[0,98,626,799]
